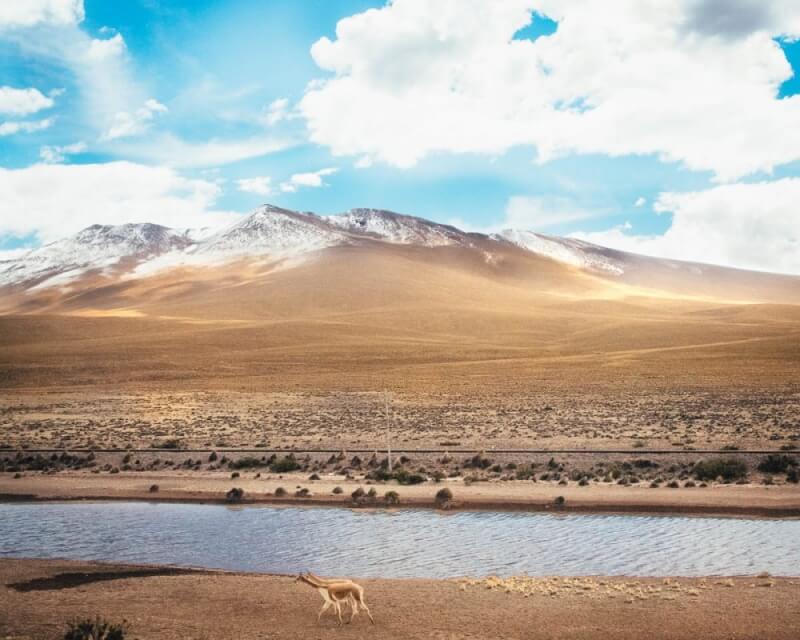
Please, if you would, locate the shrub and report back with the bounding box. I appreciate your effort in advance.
[384,490,400,505]
[309,473,320,481]
[225,487,244,503]
[553,496,565,506]
[274,487,287,497]
[231,472,240,479]
[367,487,377,498]
[578,477,589,486]
[692,458,748,481]
[787,468,799,483]
[465,454,492,469]
[667,480,680,488]
[332,486,343,494]
[295,488,310,497]
[208,451,218,462]
[394,469,426,485]
[270,455,301,473]
[351,487,366,501]
[229,457,263,470]
[64,617,127,640]
[435,487,453,508]
[152,439,180,450]
[148,484,159,493]
[757,455,797,474]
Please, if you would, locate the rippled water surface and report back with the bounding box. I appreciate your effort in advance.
[1,503,798,577]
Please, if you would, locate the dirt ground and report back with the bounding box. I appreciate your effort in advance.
[1,559,798,640]
[2,471,799,517]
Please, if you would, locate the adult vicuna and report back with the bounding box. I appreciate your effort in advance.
[307,572,375,624]
[295,572,375,624]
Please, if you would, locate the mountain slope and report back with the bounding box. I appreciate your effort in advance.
[1,204,799,312]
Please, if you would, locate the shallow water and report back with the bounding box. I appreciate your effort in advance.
[1,502,798,578]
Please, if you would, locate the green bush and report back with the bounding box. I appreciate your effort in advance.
[64,617,126,640]
[692,458,748,481]
[384,490,400,505]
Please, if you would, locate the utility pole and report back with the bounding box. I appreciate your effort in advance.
[384,390,393,473]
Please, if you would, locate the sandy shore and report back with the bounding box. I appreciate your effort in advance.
[1,558,798,639]
[1,471,799,517]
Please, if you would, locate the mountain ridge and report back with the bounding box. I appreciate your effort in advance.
[2,204,799,308]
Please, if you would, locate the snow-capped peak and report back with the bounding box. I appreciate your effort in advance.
[197,204,348,257]
[325,208,468,247]
[0,222,194,289]
[1,204,636,292]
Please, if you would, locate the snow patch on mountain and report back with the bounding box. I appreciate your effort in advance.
[0,223,194,288]
[497,229,625,275]
[199,205,347,257]
[325,208,468,247]
[0,205,637,292]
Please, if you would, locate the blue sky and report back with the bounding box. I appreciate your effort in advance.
[1,1,799,274]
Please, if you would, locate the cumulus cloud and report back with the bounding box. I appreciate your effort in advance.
[0,0,84,27]
[0,161,240,242]
[102,98,168,140]
[300,0,800,180]
[39,141,88,163]
[0,86,54,115]
[279,167,338,193]
[572,178,800,274]
[236,176,273,195]
[85,31,125,61]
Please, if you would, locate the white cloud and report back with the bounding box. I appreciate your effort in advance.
[39,141,88,163]
[0,0,84,27]
[262,97,290,126]
[113,132,293,168]
[1,5,150,144]
[102,98,168,140]
[300,0,800,180]
[236,176,273,195]
[279,167,338,193]
[634,197,646,207]
[85,32,125,61]
[572,178,800,274]
[0,86,54,115]
[503,196,599,229]
[0,161,241,242]
[0,117,53,136]
[450,195,600,233]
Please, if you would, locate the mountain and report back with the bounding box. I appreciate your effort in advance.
[0,223,194,291]
[1,204,799,312]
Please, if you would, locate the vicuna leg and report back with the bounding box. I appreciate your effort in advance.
[317,600,333,622]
